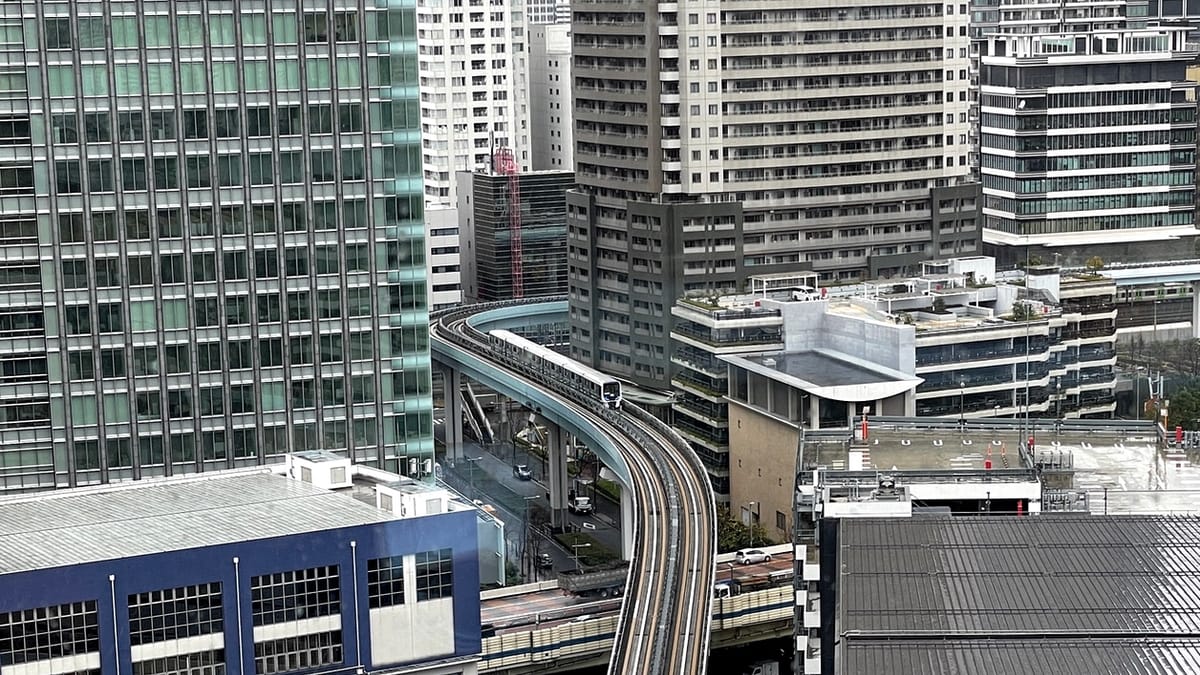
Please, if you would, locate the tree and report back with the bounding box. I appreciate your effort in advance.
[522,504,552,579]
[1166,386,1200,430]
[931,297,947,314]
[716,506,771,553]
[1085,255,1105,273]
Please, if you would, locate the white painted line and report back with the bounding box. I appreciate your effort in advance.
[582,522,596,530]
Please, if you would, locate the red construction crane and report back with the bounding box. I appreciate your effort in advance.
[493,147,523,299]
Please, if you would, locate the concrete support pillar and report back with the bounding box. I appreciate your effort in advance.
[546,423,570,528]
[620,484,635,561]
[443,367,464,464]
[808,395,820,430]
[1192,281,1200,338]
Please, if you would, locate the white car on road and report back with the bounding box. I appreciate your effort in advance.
[735,548,771,565]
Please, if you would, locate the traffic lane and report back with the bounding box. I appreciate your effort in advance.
[481,589,587,624]
[467,439,627,558]
[715,552,795,585]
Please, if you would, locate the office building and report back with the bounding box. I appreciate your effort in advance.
[528,23,573,171]
[0,2,431,493]
[568,0,981,388]
[966,0,1144,176]
[427,205,465,310]
[458,168,574,302]
[979,27,1198,266]
[671,256,1117,501]
[417,0,531,206]
[0,466,482,674]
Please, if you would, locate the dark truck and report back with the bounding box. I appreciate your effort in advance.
[557,564,629,598]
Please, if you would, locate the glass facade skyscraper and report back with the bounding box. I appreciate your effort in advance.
[0,0,431,492]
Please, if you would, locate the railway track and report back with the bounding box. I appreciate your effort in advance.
[431,301,716,675]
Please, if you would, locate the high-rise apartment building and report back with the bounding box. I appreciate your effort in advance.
[979,27,1198,266]
[568,0,980,387]
[0,2,431,493]
[528,23,573,171]
[417,0,531,205]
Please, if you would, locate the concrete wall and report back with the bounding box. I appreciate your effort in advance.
[727,400,801,543]
[773,299,915,374]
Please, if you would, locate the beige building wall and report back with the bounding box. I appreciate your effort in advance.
[727,399,801,544]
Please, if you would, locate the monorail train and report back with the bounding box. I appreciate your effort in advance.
[487,329,623,409]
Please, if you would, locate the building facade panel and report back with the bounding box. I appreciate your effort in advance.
[979,28,1199,263]
[0,1,433,493]
[569,0,980,388]
[0,513,481,674]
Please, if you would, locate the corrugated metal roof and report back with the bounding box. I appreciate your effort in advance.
[836,516,1200,673]
[0,471,394,575]
[843,640,1200,675]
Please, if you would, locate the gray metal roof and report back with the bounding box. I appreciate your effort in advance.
[0,470,395,576]
[843,640,1200,675]
[836,516,1200,673]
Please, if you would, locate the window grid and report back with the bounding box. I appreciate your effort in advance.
[0,601,100,665]
[132,649,226,675]
[250,565,341,625]
[415,548,454,601]
[127,582,224,646]
[366,556,405,608]
[5,2,434,489]
[253,630,343,675]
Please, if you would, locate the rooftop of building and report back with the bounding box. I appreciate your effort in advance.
[0,469,400,576]
[727,349,922,402]
[802,428,1034,475]
[801,420,1200,514]
[748,351,894,389]
[836,515,1200,675]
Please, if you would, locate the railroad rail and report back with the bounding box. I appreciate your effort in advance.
[431,299,716,675]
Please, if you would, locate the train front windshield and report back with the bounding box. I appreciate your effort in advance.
[602,383,620,400]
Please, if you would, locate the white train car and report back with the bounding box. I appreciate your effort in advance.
[487,329,622,409]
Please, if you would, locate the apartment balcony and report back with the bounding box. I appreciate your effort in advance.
[673,373,727,402]
[672,398,728,428]
[802,596,821,629]
[796,544,820,582]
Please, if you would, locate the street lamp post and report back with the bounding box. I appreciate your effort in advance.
[746,501,759,548]
[571,542,591,574]
[465,456,481,499]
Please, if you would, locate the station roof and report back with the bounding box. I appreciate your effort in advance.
[0,470,395,576]
[837,515,1200,675]
[724,349,922,402]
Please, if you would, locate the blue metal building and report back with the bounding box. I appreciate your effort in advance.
[0,470,481,675]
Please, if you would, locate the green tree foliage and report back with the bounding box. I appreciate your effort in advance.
[1167,386,1200,430]
[1085,255,1105,272]
[1011,302,1035,321]
[716,506,771,553]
